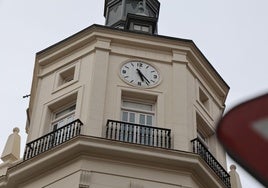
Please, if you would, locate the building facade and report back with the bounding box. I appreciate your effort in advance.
[0,1,234,187]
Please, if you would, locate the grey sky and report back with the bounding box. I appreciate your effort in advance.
[0,0,267,187]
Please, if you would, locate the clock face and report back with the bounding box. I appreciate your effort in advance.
[120,61,160,87]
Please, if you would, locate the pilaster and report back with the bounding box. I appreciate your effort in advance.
[85,38,111,137]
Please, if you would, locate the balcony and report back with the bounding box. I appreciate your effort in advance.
[191,138,231,188]
[23,119,83,160]
[106,119,171,149]
[22,120,229,188]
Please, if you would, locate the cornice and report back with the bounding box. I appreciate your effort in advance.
[34,24,229,91]
[2,136,226,188]
[29,25,229,122]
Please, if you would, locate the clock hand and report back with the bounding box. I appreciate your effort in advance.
[142,74,150,85]
[137,69,150,85]
[136,69,144,82]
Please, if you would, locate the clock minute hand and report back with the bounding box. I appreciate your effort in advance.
[142,74,150,85]
[137,69,150,85]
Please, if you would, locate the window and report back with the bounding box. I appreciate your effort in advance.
[121,100,155,126]
[199,88,210,111]
[120,100,156,145]
[196,112,214,148]
[133,24,150,32]
[53,62,80,93]
[115,25,124,30]
[58,66,75,86]
[51,103,76,131]
[197,129,208,147]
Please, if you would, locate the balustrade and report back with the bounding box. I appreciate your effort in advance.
[23,119,83,160]
[191,138,231,188]
[106,119,171,149]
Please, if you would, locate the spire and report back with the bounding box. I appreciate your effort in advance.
[1,127,21,163]
[229,165,242,188]
[104,0,160,34]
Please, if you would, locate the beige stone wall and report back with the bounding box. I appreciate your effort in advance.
[0,135,229,188]
[0,21,232,188]
[24,26,228,175]
[19,156,204,188]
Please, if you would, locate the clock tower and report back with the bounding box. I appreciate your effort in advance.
[0,1,240,188]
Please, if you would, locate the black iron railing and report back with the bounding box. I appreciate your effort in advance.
[191,138,231,188]
[23,119,83,160]
[106,119,171,149]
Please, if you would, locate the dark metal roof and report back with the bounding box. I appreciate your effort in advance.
[103,0,160,17]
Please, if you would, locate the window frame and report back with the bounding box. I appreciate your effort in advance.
[51,103,76,131]
[198,87,210,112]
[195,111,214,149]
[52,61,80,93]
[121,99,156,127]
[59,66,75,85]
[133,24,150,32]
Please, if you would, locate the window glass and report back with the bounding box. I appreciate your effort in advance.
[134,25,141,31]
[133,24,149,33]
[55,104,76,119]
[122,101,152,111]
[129,112,135,123]
[121,100,155,126]
[141,26,149,32]
[52,104,76,130]
[66,114,75,123]
[147,115,152,126]
[197,130,208,147]
[196,112,213,148]
[139,114,145,125]
[122,111,128,122]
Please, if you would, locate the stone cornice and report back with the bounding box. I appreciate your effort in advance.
[34,24,229,99]
[1,136,226,188]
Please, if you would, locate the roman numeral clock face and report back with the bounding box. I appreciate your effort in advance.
[120,61,160,88]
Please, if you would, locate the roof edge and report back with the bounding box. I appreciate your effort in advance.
[36,24,229,91]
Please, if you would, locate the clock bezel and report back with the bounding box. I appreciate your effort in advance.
[119,60,161,88]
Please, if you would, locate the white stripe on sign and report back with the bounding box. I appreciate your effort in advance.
[252,118,268,140]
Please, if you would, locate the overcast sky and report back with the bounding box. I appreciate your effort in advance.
[0,0,267,187]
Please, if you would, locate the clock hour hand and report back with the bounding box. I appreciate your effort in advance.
[136,69,144,82]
